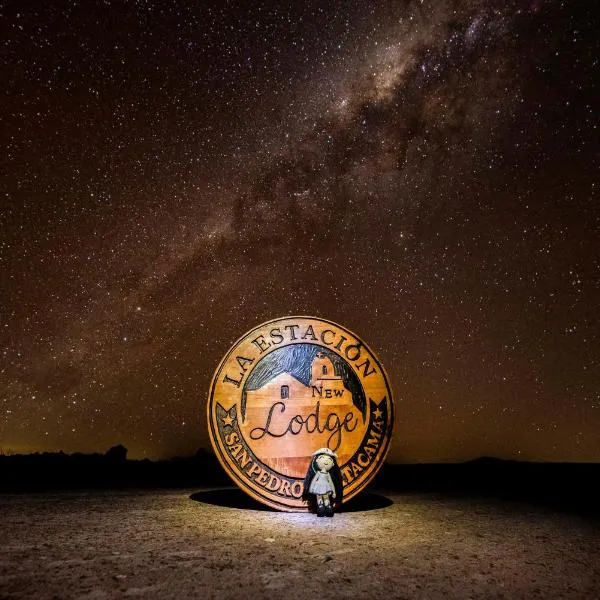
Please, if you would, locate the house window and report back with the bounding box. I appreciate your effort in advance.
[322,365,328,375]
[281,385,289,399]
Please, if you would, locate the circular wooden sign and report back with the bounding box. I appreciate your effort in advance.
[207,316,394,511]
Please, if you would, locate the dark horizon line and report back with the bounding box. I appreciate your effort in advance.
[1,447,598,467]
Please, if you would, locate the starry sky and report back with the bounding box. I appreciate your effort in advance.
[1,0,598,463]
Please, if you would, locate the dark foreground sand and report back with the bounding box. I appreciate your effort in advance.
[0,488,599,599]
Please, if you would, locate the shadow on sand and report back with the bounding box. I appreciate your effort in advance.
[190,488,393,512]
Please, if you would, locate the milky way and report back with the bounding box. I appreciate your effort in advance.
[1,0,598,461]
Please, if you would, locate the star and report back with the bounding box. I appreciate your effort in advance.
[373,408,383,420]
[222,411,235,427]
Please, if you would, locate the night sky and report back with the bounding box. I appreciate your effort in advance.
[1,1,598,463]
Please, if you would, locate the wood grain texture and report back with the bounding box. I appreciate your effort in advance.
[207,316,394,511]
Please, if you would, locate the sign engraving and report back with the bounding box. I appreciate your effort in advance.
[207,316,394,511]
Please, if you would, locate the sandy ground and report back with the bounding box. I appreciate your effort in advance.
[0,488,599,600]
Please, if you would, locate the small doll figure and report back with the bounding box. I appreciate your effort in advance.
[303,448,343,517]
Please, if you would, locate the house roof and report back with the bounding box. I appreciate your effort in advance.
[253,370,307,390]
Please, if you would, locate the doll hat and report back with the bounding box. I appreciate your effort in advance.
[312,447,338,459]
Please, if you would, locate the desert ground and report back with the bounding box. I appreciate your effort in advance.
[0,488,599,599]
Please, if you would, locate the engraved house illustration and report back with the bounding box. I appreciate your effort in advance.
[245,352,351,408]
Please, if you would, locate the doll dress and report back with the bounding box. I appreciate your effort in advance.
[309,471,334,495]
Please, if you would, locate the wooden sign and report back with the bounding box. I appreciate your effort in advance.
[207,316,394,511]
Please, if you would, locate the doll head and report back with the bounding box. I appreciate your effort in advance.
[310,447,337,473]
[315,452,335,473]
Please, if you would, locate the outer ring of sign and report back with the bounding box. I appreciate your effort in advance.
[207,315,394,512]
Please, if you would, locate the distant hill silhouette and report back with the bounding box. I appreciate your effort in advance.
[1,448,598,514]
[372,457,600,514]
[0,445,229,491]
